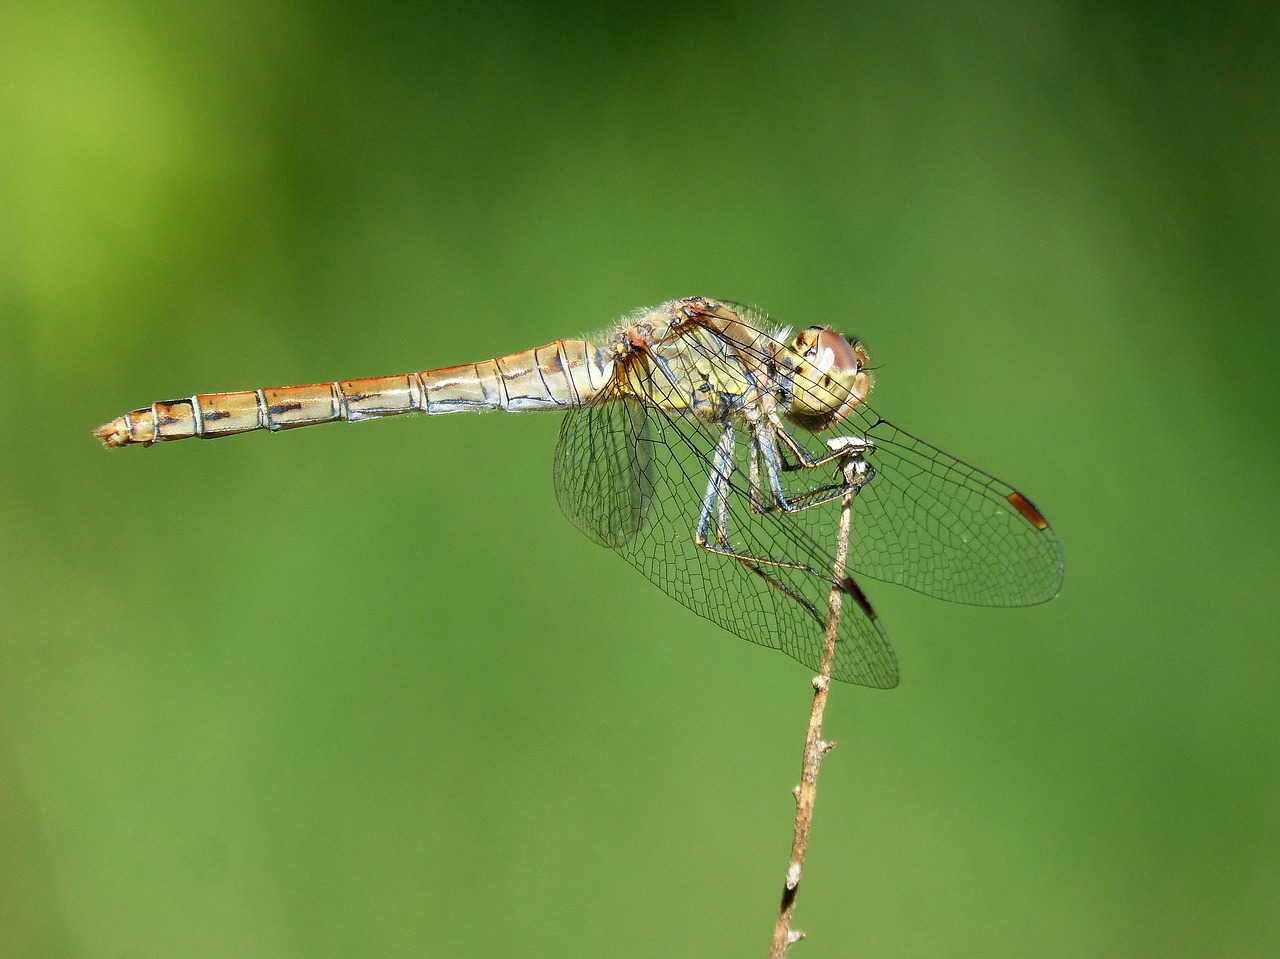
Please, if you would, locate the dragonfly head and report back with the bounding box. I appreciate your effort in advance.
[783,326,872,431]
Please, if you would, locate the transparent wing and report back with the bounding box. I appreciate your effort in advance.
[765,406,1065,607]
[555,389,899,688]
[552,395,653,549]
[724,302,1065,607]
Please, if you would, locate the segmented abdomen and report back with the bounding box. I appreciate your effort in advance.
[95,339,611,447]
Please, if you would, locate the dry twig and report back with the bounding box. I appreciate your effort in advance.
[767,451,862,957]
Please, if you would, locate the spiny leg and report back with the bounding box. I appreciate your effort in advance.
[754,423,875,514]
[694,425,836,579]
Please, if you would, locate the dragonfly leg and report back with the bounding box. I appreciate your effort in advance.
[696,426,740,550]
[694,426,832,582]
[692,436,846,628]
[753,424,874,514]
[774,420,872,471]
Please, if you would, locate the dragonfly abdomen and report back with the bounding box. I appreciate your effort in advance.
[94,339,610,447]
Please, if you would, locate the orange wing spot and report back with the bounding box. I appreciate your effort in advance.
[1007,491,1050,531]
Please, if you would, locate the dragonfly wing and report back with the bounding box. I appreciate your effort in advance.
[554,395,654,548]
[777,405,1065,607]
[691,304,1063,608]
[555,395,899,687]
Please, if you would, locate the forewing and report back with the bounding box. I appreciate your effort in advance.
[719,302,1064,607]
[776,406,1065,607]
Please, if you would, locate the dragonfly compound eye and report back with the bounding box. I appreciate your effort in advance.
[784,326,873,431]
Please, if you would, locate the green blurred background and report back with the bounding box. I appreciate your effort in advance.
[3,2,1277,956]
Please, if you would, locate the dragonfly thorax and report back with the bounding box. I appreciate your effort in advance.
[781,326,872,432]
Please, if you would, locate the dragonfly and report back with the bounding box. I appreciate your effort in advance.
[95,296,1063,687]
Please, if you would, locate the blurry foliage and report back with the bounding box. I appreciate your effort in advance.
[2,2,1277,957]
